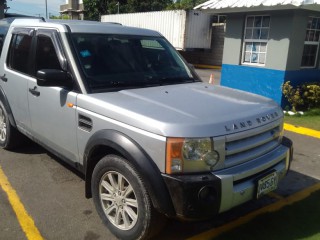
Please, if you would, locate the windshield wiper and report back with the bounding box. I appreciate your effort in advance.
[90,80,161,91]
[88,76,198,92]
[156,77,196,85]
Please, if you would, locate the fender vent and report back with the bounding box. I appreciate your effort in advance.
[78,114,92,132]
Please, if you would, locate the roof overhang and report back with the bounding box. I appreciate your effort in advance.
[195,0,320,14]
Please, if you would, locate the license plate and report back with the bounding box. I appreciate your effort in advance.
[256,172,278,199]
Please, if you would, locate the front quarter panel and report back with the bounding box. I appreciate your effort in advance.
[77,109,175,216]
[76,106,167,172]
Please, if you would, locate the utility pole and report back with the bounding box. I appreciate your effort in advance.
[45,0,48,19]
[116,2,119,14]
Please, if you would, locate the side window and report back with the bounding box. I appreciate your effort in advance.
[35,35,61,73]
[301,17,320,68]
[0,34,5,55]
[7,33,32,74]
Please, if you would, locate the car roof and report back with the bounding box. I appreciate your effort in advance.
[10,18,162,37]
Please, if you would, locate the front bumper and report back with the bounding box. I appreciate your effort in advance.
[162,137,293,220]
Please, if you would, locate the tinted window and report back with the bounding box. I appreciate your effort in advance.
[35,35,61,73]
[7,34,32,74]
[0,20,11,56]
[71,34,199,92]
[0,28,9,55]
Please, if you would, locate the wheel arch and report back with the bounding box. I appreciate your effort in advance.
[83,129,175,217]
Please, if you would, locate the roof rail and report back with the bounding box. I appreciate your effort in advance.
[0,16,45,24]
[103,22,122,25]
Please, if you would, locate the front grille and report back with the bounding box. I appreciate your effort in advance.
[224,125,281,168]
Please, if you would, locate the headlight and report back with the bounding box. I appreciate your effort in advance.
[166,138,220,174]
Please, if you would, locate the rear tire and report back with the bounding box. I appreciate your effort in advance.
[0,100,22,150]
[92,154,166,240]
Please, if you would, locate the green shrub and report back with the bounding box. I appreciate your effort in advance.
[282,81,320,112]
[282,81,304,112]
[302,83,320,109]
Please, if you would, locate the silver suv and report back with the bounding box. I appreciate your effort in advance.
[0,18,292,240]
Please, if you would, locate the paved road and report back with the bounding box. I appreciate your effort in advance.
[0,130,319,240]
[0,143,116,240]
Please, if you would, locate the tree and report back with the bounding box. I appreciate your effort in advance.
[83,0,174,20]
[167,0,207,10]
[83,0,109,21]
[50,15,70,20]
[126,0,172,12]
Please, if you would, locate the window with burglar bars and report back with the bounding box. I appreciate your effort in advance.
[242,15,270,65]
[301,17,320,68]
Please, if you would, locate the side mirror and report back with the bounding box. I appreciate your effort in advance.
[36,69,72,88]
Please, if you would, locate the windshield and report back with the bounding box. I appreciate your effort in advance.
[71,33,200,92]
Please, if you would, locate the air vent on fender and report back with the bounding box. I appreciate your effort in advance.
[78,114,93,132]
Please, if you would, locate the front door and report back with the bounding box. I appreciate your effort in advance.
[27,29,79,163]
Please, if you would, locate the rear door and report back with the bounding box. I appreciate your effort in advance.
[1,28,34,134]
[27,29,79,163]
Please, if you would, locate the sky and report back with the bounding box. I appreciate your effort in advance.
[6,0,66,18]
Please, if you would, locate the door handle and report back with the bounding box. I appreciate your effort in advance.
[0,74,7,82]
[29,86,40,97]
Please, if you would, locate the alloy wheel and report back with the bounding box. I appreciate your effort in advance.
[0,107,7,142]
[99,171,139,231]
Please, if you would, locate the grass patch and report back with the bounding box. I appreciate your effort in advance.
[284,109,320,131]
[213,190,320,240]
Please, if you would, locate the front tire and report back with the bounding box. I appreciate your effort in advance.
[92,154,164,240]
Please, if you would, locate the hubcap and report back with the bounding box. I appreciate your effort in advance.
[99,171,138,231]
[0,107,7,142]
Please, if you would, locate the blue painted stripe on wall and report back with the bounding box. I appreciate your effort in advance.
[221,64,320,107]
[285,69,320,86]
[221,64,285,104]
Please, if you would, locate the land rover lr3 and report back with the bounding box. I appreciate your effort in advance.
[0,18,293,240]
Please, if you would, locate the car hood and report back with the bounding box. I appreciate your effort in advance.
[77,83,283,137]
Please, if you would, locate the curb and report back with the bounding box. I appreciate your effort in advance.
[284,123,320,139]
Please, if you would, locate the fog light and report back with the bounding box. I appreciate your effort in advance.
[198,186,216,203]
